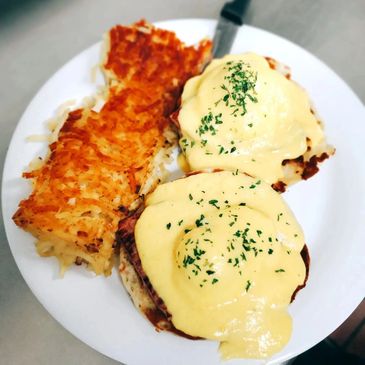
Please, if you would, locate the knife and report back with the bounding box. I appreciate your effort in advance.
[212,0,251,58]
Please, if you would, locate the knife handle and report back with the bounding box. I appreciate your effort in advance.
[221,0,250,26]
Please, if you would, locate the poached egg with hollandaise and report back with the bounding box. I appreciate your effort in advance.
[133,171,307,359]
[176,53,333,187]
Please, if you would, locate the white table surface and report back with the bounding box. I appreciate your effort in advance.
[0,0,364,364]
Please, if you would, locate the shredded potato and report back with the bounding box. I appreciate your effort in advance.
[13,20,212,276]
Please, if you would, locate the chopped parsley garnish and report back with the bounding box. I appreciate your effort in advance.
[195,214,205,227]
[197,112,215,136]
[208,199,220,209]
[275,269,285,273]
[232,169,239,176]
[218,145,226,155]
[193,247,206,260]
[249,180,261,189]
[182,255,195,267]
[197,112,223,137]
[194,61,258,153]
[245,280,252,292]
[215,61,258,117]
[166,222,171,230]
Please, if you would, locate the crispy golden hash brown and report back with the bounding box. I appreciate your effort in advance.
[13,20,212,275]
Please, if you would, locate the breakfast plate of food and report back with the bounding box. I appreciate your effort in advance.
[2,18,365,365]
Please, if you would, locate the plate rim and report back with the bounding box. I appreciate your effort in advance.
[2,18,365,365]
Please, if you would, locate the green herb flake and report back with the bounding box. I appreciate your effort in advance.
[215,61,258,118]
[208,199,220,209]
[182,255,195,267]
[195,214,205,227]
[166,222,171,230]
[232,169,239,176]
[245,280,252,292]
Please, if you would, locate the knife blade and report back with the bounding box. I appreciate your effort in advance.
[212,0,251,58]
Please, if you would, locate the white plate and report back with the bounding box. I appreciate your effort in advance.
[2,19,365,365]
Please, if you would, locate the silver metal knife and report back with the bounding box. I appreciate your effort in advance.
[212,0,251,58]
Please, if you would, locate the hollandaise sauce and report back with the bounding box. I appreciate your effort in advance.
[178,53,325,184]
[135,171,306,359]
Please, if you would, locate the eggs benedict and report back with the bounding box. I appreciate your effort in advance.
[117,171,309,359]
[173,53,334,191]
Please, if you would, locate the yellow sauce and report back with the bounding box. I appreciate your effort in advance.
[178,53,325,184]
[177,153,191,174]
[135,171,306,359]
